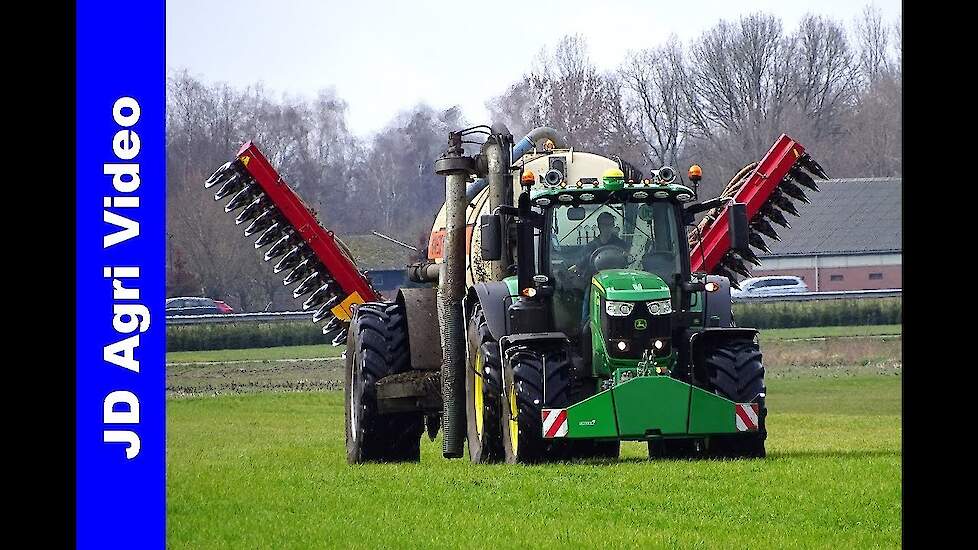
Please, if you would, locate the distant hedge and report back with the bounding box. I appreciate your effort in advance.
[167,321,327,352]
[733,297,901,329]
[167,298,901,352]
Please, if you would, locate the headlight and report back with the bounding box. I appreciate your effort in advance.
[605,301,634,316]
[647,299,672,316]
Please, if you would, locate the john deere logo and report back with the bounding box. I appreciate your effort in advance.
[634,319,647,330]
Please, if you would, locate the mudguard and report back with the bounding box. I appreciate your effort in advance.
[689,327,759,372]
[396,287,442,370]
[703,275,733,327]
[469,281,514,342]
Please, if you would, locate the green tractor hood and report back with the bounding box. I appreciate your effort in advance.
[592,269,670,301]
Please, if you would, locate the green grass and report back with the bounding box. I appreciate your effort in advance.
[168,375,901,548]
[166,344,345,363]
[760,324,901,341]
[166,324,901,363]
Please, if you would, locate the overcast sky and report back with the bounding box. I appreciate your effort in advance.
[167,0,901,138]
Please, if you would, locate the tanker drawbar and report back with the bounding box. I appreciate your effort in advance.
[203,142,380,344]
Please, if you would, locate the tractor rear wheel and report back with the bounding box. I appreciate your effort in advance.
[464,302,503,463]
[500,348,571,464]
[701,338,767,458]
[345,302,424,464]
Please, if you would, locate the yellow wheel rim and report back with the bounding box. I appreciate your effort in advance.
[474,353,484,438]
[509,383,519,455]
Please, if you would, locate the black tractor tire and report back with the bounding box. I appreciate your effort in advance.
[701,338,767,458]
[464,302,504,463]
[345,302,424,464]
[500,347,572,464]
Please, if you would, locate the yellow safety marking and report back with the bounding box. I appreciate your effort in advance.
[474,353,484,438]
[509,384,519,455]
[591,277,605,292]
[239,155,251,166]
[331,291,364,322]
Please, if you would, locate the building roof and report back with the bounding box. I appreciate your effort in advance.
[757,177,901,257]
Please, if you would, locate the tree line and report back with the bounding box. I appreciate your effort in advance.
[167,6,900,311]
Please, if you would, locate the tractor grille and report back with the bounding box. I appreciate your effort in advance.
[602,304,672,359]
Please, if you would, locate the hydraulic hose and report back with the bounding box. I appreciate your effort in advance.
[511,126,565,163]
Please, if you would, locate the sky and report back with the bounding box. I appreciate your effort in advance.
[166,0,901,138]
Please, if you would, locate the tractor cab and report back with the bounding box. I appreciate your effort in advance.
[537,168,689,338]
[502,165,700,361]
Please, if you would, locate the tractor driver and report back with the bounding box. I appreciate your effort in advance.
[565,211,629,321]
[581,211,626,260]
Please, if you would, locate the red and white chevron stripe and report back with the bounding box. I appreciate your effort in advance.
[541,408,568,438]
[735,403,760,431]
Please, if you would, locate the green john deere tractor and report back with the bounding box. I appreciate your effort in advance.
[343,125,821,464]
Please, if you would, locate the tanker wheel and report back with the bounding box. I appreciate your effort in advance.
[500,348,571,464]
[701,338,767,458]
[464,302,503,463]
[345,302,424,464]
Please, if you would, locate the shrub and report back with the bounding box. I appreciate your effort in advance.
[167,321,326,352]
[733,298,901,329]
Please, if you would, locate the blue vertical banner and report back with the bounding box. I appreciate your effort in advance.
[76,1,165,548]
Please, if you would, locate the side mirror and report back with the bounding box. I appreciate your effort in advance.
[480,214,502,261]
[728,202,749,253]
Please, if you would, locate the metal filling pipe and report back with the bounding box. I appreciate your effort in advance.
[433,135,473,459]
[406,261,440,283]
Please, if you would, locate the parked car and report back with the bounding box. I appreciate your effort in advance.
[731,276,809,298]
[165,296,229,315]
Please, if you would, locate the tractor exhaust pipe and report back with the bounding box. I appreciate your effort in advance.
[433,132,475,459]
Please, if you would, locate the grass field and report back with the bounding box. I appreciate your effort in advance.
[758,324,900,341]
[165,325,901,398]
[168,376,900,548]
[166,343,345,363]
[167,325,901,547]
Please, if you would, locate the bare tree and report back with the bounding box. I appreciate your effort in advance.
[855,5,891,85]
[620,37,687,168]
[680,14,798,185]
[487,35,612,153]
[165,3,903,309]
[892,14,902,75]
[597,74,647,167]
[790,14,859,139]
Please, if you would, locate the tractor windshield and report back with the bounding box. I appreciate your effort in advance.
[546,201,683,335]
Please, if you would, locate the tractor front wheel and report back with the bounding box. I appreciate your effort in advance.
[701,338,767,458]
[500,348,571,464]
[464,302,503,463]
[345,302,424,464]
